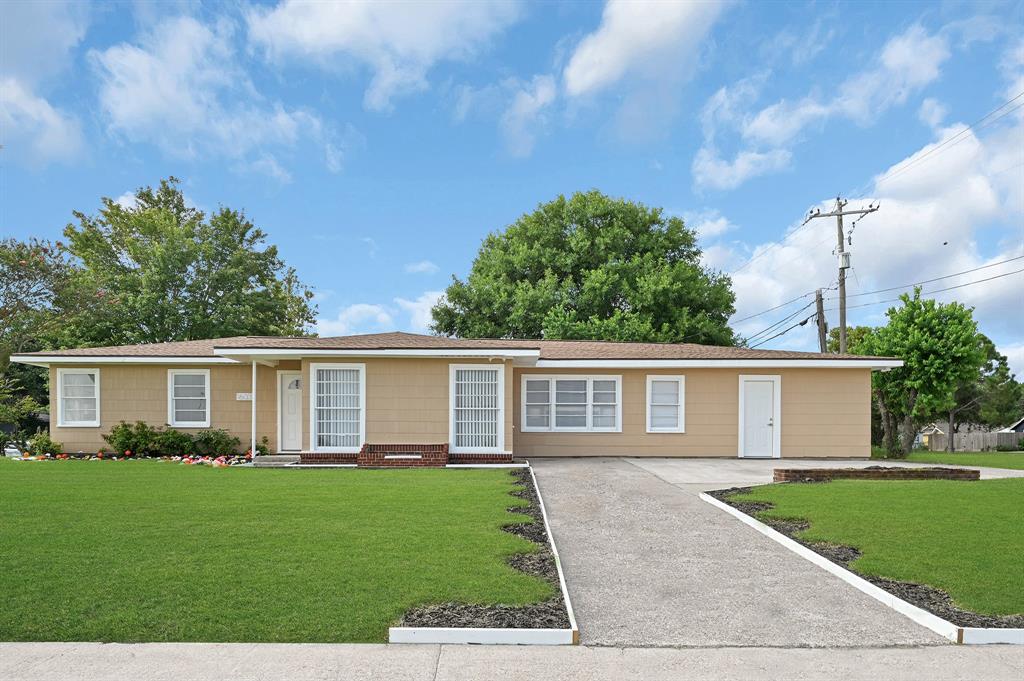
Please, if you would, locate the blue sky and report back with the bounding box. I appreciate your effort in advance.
[2,1,1022,370]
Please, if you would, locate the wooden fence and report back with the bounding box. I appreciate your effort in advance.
[928,431,1022,451]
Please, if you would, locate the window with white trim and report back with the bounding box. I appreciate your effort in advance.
[646,375,685,433]
[451,366,503,452]
[311,364,364,451]
[522,375,621,432]
[58,368,100,427]
[167,369,210,427]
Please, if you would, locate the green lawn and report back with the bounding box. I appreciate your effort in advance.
[730,479,1024,616]
[0,460,552,642]
[871,446,1024,470]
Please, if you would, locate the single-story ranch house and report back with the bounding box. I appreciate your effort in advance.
[10,332,901,464]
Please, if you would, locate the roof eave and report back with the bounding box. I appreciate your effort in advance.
[532,358,903,369]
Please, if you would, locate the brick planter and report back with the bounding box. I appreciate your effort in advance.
[449,452,514,464]
[773,467,980,483]
[357,443,449,468]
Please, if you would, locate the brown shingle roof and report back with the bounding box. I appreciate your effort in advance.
[16,331,890,361]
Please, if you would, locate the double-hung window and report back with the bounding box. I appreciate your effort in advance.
[522,375,621,432]
[311,363,365,452]
[57,368,100,427]
[646,375,685,433]
[167,369,211,428]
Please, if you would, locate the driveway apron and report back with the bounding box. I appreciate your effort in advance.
[530,457,947,647]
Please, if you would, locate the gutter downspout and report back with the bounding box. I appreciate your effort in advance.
[251,360,257,458]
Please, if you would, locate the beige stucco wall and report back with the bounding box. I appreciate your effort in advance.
[300,357,513,451]
[512,367,872,458]
[48,362,298,454]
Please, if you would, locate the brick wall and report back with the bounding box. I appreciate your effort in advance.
[357,443,449,467]
[773,467,980,482]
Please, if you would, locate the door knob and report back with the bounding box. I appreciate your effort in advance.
[767,418,774,427]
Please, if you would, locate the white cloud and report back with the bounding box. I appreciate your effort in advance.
[247,0,522,111]
[90,15,344,180]
[499,75,556,157]
[361,237,378,257]
[692,147,791,191]
[918,98,948,130]
[686,209,737,240]
[0,78,84,165]
[316,303,394,336]
[710,109,1022,352]
[395,291,444,333]
[1000,342,1024,378]
[316,290,443,336]
[694,25,953,191]
[563,0,725,97]
[0,1,87,166]
[562,0,727,139]
[404,260,440,275]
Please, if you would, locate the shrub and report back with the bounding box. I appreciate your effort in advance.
[103,421,163,457]
[154,428,196,456]
[193,429,241,457]
[1019,437,1024,452]
[255,435,271,456]
[28,430,63,457]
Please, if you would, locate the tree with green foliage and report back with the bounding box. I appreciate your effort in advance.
[827,325,873,354]
[941,336,1023,451]
[59,177,316,346]
[852,289,986,456]
[430,190,736,344]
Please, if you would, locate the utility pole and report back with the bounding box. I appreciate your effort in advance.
[815,288,828,352]
[803,197,879,353]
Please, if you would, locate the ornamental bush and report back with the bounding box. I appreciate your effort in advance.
[193,429,241,457]
[28,430,63,456]
[103,421,162,456]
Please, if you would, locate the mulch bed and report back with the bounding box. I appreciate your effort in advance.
[399,468,571,630]
[709,487,1024,629]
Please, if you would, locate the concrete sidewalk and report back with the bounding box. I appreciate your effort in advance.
[1,642,1022,681]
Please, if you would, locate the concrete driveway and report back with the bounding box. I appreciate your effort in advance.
[531,457,958,648]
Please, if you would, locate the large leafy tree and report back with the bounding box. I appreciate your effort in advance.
[853,290,986,456]
[431,191,736,344]
[60,178,316,346]
[940,336,1022,451]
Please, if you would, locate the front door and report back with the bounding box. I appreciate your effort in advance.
[739,376,779,458]
[279,372,302,452]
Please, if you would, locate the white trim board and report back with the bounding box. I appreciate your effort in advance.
[216,348,540,359]
[699,492,1024,645]
[534,359,903,369]
[11,356,238,366]
[389,463,579,645]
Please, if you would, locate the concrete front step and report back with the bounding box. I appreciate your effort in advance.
[252,455,301,468]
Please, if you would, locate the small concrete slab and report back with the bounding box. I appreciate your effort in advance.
[251,455,300,468]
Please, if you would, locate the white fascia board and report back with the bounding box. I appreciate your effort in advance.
[214,347,541,359]
[533,359,903,369]
[9,355,239,367]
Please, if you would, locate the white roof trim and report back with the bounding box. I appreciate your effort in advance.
[213,347,541,359]
[9,355,239,367]
[533,359,903,369]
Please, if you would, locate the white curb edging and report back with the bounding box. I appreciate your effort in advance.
[700,492,1023,645]
[390,463,579,645]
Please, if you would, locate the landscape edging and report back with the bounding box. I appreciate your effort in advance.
[699,492,1024,646]
[389,462,580,645]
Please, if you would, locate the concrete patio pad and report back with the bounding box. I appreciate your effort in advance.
[626,456,1024,488]
[530,457,949,648]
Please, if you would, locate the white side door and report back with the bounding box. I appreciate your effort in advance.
[739,375,780,458]
[279,372,303,452]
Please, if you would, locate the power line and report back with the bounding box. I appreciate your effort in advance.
[731,290,816,323]
[847,90,1024,199]
[824,267,1024,312]
[826,255,1024,301]
[745,300,816,344]
[749,314,815,348]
